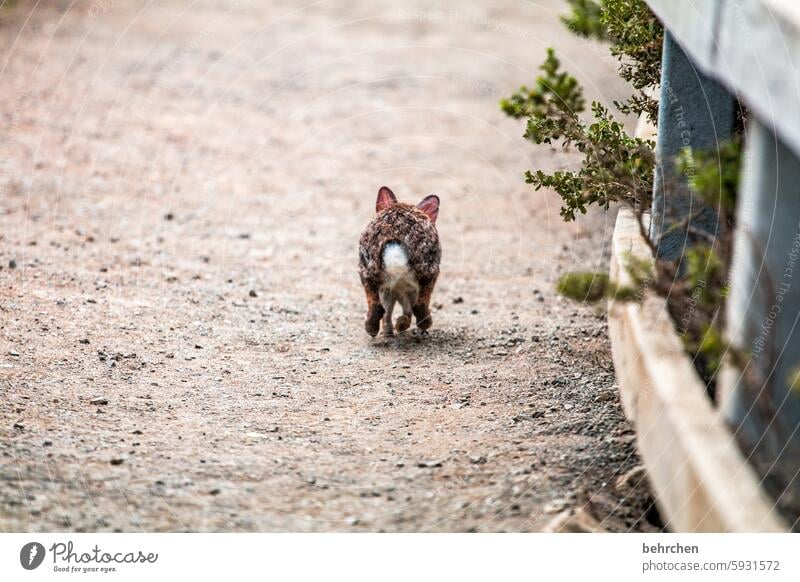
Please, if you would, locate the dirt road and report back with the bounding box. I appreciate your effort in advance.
[0,0,657,531]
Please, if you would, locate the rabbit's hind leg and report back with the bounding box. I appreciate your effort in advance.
[364,285,384,337]
[413,279,436,332]
[395,290,415,332]
[380,289,396,336]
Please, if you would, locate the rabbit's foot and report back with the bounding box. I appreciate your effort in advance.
[395,314,411,332]
[365,304,385,337]
[413,304,433,331]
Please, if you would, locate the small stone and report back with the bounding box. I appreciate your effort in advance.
[79,338,90,345]
[594,390,616,402]
[543,498,568,514]
[131,429,143,435]
[453,296,464,304]
[8,350,19,357]
[90,397,108,406]
[209,488,221,495]
[9,259,17,269]
[543,508,604,533]
[249,289,258,298]
[164,212,174,221]
[616,465,648,491]
[417,460,443,468]
[345,516,359,526]
[469,455,487,465]
[109,458,125,466]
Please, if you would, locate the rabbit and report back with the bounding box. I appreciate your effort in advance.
[359,186,441,336]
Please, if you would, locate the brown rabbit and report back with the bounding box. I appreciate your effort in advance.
[359,186,441,336]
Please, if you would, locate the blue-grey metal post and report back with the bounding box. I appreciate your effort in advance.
[650,32,737,261]
[726,120,800,521]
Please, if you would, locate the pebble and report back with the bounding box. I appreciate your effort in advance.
[90,397,108,406]
[543,498,568,514]
[543,507,604,533]
[616,465,648,491]
[109,458,125,466]
[417,460,443,468]
[594,390,616,402]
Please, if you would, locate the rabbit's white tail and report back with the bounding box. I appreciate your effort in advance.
[382,242,417,294]
[383,242,408,271]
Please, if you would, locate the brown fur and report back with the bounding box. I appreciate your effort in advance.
[359,198,441,335]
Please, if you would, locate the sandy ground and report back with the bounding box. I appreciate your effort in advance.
[0,0,658,532]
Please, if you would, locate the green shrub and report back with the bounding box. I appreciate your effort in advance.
[561,0,607,40]
[501,49,655,221]
[507,0,744,392]
[677,138,743,217]
[603,0,663,122]
[556,271,640,303]
[556,0,664,121]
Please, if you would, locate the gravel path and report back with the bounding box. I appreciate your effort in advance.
[0,0,657,532]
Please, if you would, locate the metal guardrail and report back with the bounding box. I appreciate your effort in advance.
[645,0,800,527]
[648,0,800,154]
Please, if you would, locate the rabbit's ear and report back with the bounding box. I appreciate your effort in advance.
[417,195,440,223]
[376,186,397,212]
